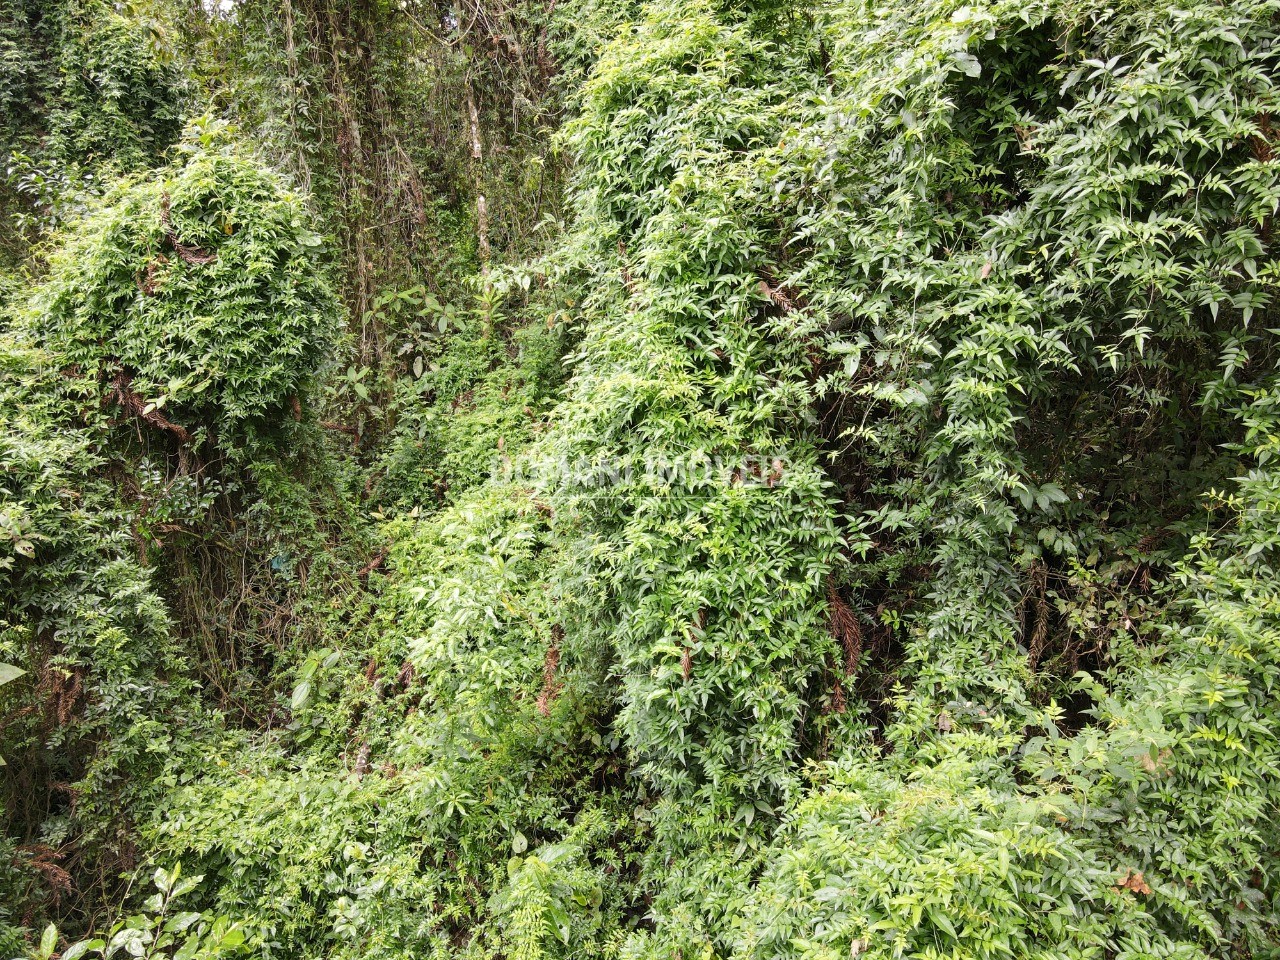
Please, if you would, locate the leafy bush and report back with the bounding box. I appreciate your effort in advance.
[739,756,1163,960]
[26,865,247,960]
[1,0,185,262]
[24,119,336,444]
[40,0,186,172]
[1,121,341,944]
[0,335,190,940]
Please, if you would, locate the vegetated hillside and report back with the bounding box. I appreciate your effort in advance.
[2,0,1280,957]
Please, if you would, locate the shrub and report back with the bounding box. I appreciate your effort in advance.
[24,119,336,446]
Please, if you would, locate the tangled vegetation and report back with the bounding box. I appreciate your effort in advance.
[3,0,1280,957]
[25,120,336,440]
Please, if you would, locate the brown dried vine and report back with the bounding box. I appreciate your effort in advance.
[826,577,862,676]
[16,844,73,907]
[160,193,218,266]
[535,625,563,716]
[1026,561,1050,670]
[357,547,389,579]
[136,253,169,295]
[108,371,192,444]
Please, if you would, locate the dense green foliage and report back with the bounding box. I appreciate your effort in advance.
[1,0,184,264]
[0,333,190,948]
[4,0,1280,956]
[0,108,339,947]
[25,121,335,439]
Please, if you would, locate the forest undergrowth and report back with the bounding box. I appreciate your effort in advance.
[3,0,1280,957]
